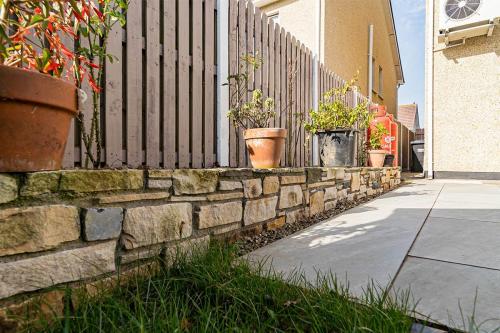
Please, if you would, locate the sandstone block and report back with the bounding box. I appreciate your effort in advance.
[173,169,219,195]
[337,189,348,200]
[350,172,360,192]
[60,169,143,193]
[306,168,322,183]
[0,174,17,204]
[219,180,243,191]
[244,196,278,225]
[148,169,173,178]
[280,174,306,185]
[359,185,367,194]
[170,196,207,202]
[266,216,286,230]
[198,201,243,229]
[325,200,337,211]
[335,168,345,180]
[324,187,337,201]
[99,192,169,204]
[286,208,309,224]
[0,205,79,257]
[279,185,303,209]
[263,176,280,194]
[122,203,192,249]
[309,190,325,216]
[207,192,244,201]
[243,178,262,198]
[147,179,172,190]
[82,207,123,241]
[20,172,60,196]
[0,241,116,299]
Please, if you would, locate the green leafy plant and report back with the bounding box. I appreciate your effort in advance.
[225,54,276,129]
[369,123,389,150]
[304,76,371,134]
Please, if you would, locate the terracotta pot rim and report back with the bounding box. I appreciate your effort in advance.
[244,127,287,139]
[0,65,78,114]
[368,149,387,154]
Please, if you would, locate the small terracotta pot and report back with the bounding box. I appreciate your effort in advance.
[368,149,387,168]
[0,65,78,172]
[244,128,287,169]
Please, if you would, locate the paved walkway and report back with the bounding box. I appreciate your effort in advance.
[246,179,500,332]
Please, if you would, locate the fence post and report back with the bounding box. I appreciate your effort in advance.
[217,0,230,166]
[312,55,320,166]
[352,86,359,166]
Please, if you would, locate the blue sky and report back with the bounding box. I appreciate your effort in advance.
[392,0,426,126]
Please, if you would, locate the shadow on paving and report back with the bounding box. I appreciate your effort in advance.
[245,181,500,332]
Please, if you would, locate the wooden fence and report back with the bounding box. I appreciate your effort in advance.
[63,0,218,169]
[61,0,370,169]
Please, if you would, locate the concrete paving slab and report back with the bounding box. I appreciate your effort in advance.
[245,182,442,296]
[410,217,500,270]
[393,257,500,333]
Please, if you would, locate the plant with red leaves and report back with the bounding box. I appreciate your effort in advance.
[0,0,127,168]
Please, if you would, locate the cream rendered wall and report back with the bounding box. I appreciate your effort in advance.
[258,0,320,55]
[324,0,399,117]
[259,0,400,117]
[431,0,500,174]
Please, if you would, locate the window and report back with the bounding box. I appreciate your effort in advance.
[378,66,383,98]
[268,12,279,24]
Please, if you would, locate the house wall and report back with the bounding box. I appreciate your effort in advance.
[429,0,500,177]
[323,0,399,117]
[257,0,320,54]
[258,0,401,117]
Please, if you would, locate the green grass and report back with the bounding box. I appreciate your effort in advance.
[28,243,415,333]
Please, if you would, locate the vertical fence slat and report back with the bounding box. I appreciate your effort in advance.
[238,0,247,167]
[105,22,123,167]
[145,0,160,167]
[178,0,190,167]
[204,0,216,167]
[163,0,177,168]
[291,37,297,166]
[229,0,238,167]
[274,23,281,134]
[79,38,97,167]
[268,19,275,127]
[62,35,75,168]
[192,0,203,168]
[261,12,268,101]
[126,0,142,167]
[279,28,287,166]
[254,6,262,91]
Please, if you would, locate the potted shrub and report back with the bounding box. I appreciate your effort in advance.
[367,123,389,167]
[0,0,126,171]
[226,55,286,168]
[304,77,371,166]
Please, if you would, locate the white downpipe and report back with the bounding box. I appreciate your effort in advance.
[425,0,434,178]
[217,0,230,166]
[312,0,322,166]
[367,24,374,101]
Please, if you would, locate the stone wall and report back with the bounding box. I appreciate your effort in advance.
[0,166,400,327]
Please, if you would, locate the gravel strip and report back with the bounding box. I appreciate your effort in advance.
[236,192,389,256]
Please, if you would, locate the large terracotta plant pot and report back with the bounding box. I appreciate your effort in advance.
[0,66,78,172]
[244,128,287,168]
[368,149,387,168]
